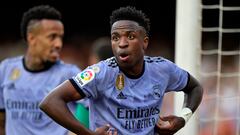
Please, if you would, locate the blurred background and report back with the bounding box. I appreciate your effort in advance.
[0,0,176,69]
[0,0,239,135]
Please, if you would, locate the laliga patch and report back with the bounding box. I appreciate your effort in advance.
[152,85,162,99]
[75,69,95,87]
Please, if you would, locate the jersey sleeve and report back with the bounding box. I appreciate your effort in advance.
[70,62,104,99]
[165,60,189,92]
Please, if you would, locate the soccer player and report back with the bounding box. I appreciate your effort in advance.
[40,6,203,135]
[0,5,81,135]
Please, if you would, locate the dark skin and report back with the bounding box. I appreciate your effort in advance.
[111,20,149,76]
[0,111,5,135]
[39,20,203,135]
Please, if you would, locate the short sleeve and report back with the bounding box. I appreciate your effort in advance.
[165,60,188,92]
[71,63,104,99]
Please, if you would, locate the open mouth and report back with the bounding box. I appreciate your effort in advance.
[119,53,129,62]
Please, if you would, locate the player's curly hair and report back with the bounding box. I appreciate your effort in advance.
[20,5,62,41]
[110,6,150,36]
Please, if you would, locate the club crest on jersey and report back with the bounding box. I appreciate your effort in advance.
[153,85,162,99]
[116,74,124,90]
[75,69,95,87]
[9,68,21,80]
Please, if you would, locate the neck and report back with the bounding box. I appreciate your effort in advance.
[24,54,46,71]
[120,60,145,79]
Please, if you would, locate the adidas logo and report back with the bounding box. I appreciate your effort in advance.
[117,92,127,99]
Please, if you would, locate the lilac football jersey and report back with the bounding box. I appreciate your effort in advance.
[71,56,188,135]
[0,56,80,135]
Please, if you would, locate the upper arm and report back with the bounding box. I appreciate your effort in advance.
[0,110,5,131]
[0,110,5,122]
[182,73,201,94]
[165,60,189,92]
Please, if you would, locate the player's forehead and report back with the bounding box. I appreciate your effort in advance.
[111,20,143,34]
[40,19,63,31]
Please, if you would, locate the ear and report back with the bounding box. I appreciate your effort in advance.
[27,33,36,46]
[143,36,149,50]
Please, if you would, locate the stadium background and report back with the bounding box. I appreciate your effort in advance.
[0,1,176,69]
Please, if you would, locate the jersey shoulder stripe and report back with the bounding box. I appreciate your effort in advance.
[105,57,118,68]
[144,56,165,63]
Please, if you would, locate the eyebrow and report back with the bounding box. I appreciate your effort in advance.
[111,30,137,35]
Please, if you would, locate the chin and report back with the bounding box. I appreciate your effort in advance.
[50,56,59,62]
[119,61,133,69]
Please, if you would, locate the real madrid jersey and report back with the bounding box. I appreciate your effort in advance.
[0,56,80,135]
[70,56,189,135]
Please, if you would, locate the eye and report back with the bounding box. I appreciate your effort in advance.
[48,34,57,40]
[111,35,119,41]
[128,34,135,40]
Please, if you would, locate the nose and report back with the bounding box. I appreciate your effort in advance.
[54,37,63,50]
[119,37,128,48]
